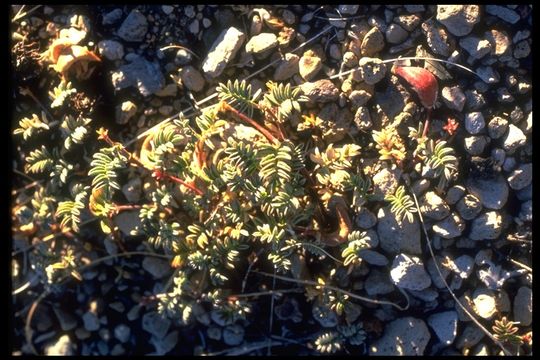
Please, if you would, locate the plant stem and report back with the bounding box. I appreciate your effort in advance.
[421,108,432,138]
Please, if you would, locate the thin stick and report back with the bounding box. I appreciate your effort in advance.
[202,339,285,356]
[12,5,42,23]
[509,258,532,273]
[267,267,277,355]
[409,188,512,356]
[329,56,482,80]
[25,291,48,355]
[255,271,409,311]
[160,45,201,59]
[13,168,37,183]
[232,288,304,298]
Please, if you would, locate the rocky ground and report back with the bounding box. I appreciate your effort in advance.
[11,5,532,356]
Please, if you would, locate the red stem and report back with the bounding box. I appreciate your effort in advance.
[421,108,432,138]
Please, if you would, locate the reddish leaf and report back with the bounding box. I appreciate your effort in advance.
[392,66,438,109]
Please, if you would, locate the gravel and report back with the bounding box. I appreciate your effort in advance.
[358,57,387,85]
[513,287,532,326]
[369,317,430,355]
[202,27,245,79]
[436,5,480,37]
[469,211,503,240]
[502,124,527,153]
[390,254,432,291]
[507,163,532,190]
[117,10,148,42]
[432,212,465,239]
[419,191,450,221]
[427,311,458,345]
[466,175,509,210]
[377,206,421,255]
[361,27,385,56]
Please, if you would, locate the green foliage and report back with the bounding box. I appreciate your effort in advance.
[341,230,371,267]
[25,145,54,174]
[60,115,92,150]
[49,81,77,108]
[423,139,458,190]
[492,317,524,346]
[263,81,307,122]
[55,184,89,232]
[385,185,417,223]
[88,146,128,195]
[217,79,257,118]
[315,331,342,354]
[13,112,50,140]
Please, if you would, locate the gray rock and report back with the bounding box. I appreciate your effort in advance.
[338,5,359,15]
[298,51,322,81]
[465,89,486,111]
[117,10,148,42]
[502,156,517,172]
[53,307,77,331]
[450,255,475,279]
[514,40,531,59]
[369,317,430,355]
[405,5,425,13]
[361,27,385,56]
[469,211,503,240]
[202,27,246,79]
[487,116,509,139]
[411,179,430,197]
[115,100,137,125]
[432,212,465,239]
[420,191,450,220]
[355,207,377,229]
[390,254,431,291]
[427,311,458,345]
[408,287,439,302]
[507,163,532,190]
[365,269,395,296]
[342,51,358,67]
[466,174,509,210]
[422,19,453,57]
[372,167,401,200]
[45,335,74,356]
[486,5,520,24]
[485,30,511,56]
[491,148,506,167]
[353,106,372,131]
[114,324,131,343]
[358,57,387,85]
[519,200,532,222]
[82,311,100,331]
[520,111,532,134]
[102,9,123,25]
[97,40,124,61]
[180,65,205,92]
[385,23,408,44]
[174,48,192,65]
[441,86,466,111]
[497,87,515,103]
[516,183,532,201]
[142,257,170,279]
[445,185,465,205]
[114,210,141,236]
[245,32,278,55]
[358,250,388,266]
[513,287,532,326]
[472,288,497,319]
[312,304,338,328]
[142,312,171,339]
[300,80,339,103]
[502,124,526,153]
[111,56,165,97]
[349,90,372,109]
[459,36,492,59]
[456,194,482,220]
[378,207,421,255]
[395,14,421,32]
[436,5,480,37]
[464,135,489,155]
[455,324,485,349]
[223,324,245,346]
[122,177,142,203]
[150,330,178,355]
[476,66,500,84]
[471,343,490,356]
[273,53,299,81]
[427,256,451,289]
